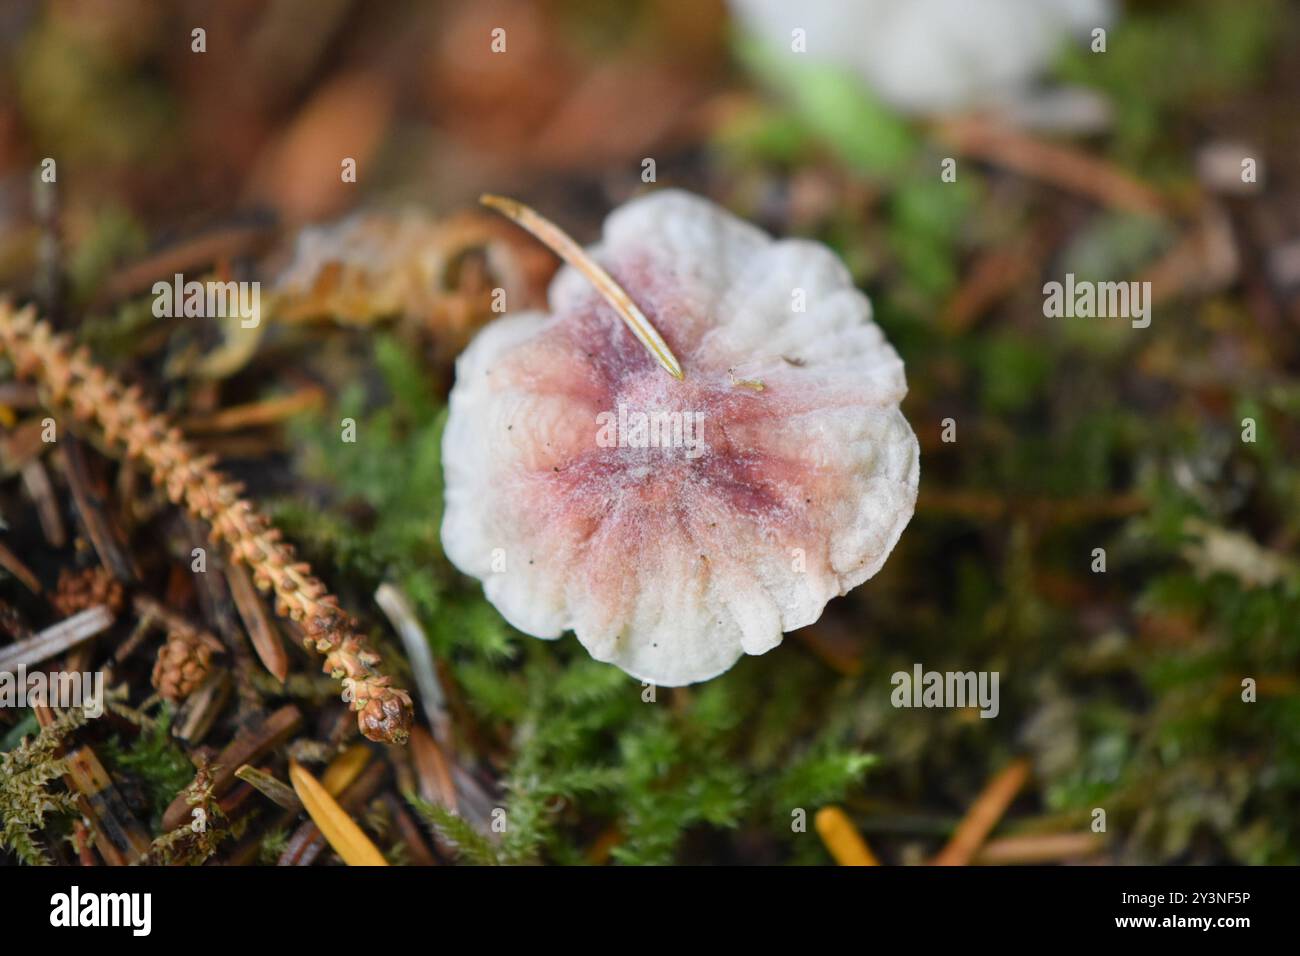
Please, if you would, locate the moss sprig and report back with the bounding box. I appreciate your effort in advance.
[0,707,86,865]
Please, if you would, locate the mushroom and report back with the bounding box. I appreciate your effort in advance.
[730,0,1113,117]
[441,190,918,685]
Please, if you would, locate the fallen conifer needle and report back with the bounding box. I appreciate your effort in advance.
[479,193,684,380]
[0,605,115,672]
[235,765,303,812]
[289,759,388,866]
[931,757,1031,866]
[815,806,880,866]
[320,742,373,796]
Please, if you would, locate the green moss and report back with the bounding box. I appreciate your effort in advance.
[101,707,195,829]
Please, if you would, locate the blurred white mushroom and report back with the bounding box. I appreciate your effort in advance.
[731,0,1114,118]
[441,191,918,685]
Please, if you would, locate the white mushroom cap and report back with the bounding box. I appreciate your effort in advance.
[442,190,918,685]
[731,0,1113,115]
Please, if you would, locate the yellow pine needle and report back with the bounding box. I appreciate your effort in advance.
[289,759,388,866]
[815,806,880,866]
[479,193,684,381]
[320,742,372,796]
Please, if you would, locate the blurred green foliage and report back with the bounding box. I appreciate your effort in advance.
[1055,0,1282,169]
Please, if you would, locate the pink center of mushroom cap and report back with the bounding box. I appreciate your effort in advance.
[482,248,893,649]
[506,258,827,528]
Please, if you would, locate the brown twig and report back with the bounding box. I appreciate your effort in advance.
[95,223,276,306]
[934,117,1165,215]
[973,831,1104,865]
[0,302,412,743]
[940,232,1050,335]
[179,386,325,434]
[20,458,66,547]
[931,757,1031,866]
[59,436,139,581]
[409,724,458,813]
[0,538,41,594]
[162,703,304,830]
[111,614,156,665]
[173,671,231,745]
[225,560,290,685]
[383,792,438,866]
[0,605,115,672]
[184,517,261,719]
